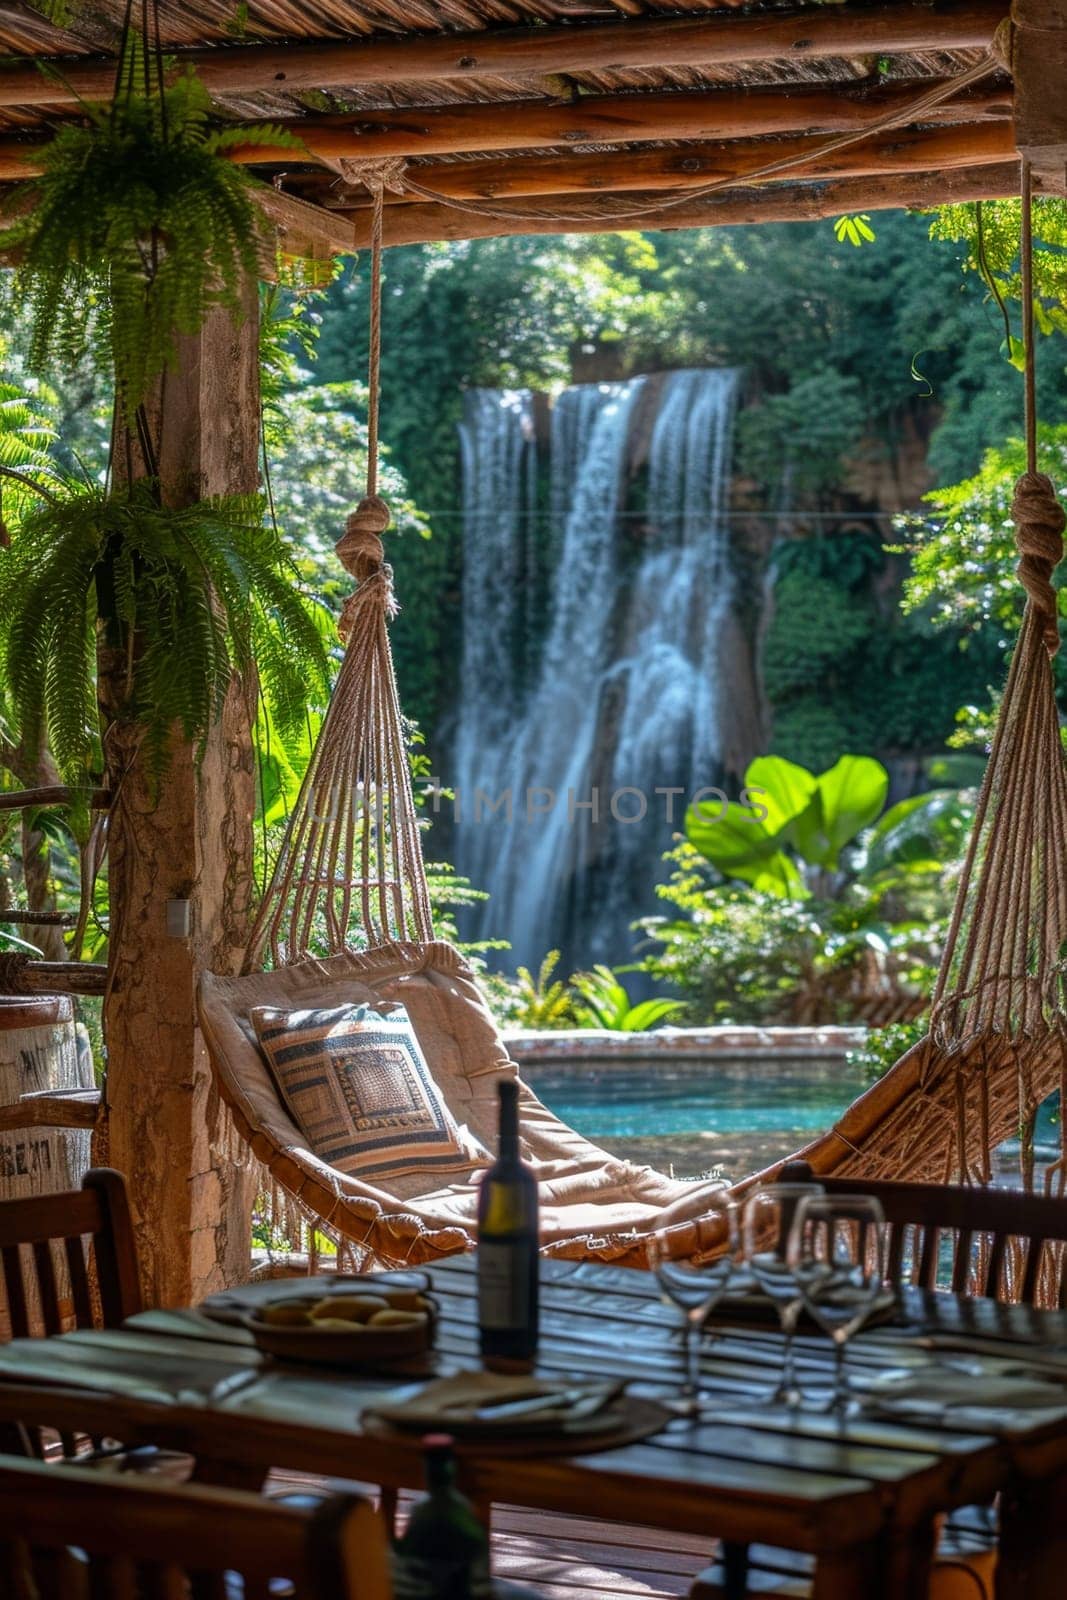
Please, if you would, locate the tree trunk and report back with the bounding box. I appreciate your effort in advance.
[102,278,261,1307]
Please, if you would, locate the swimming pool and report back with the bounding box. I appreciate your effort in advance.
[526,1056,868,1182]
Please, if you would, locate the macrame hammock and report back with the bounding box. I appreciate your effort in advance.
[200,161,1067,1274]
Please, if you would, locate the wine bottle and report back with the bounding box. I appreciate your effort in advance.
[477,1079,539,1369]
[391,1433,492,1600]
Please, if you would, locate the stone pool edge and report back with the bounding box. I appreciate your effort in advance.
[504,1024,867,1068]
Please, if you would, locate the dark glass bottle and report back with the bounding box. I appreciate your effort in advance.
[391,1434,492,1600]
[477,1079,539,1369]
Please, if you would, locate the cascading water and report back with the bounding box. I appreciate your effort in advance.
[451,368,750,971]
[453,389,536,813]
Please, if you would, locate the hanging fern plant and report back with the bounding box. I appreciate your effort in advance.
[0,52,300,415]
[0,474,331,786]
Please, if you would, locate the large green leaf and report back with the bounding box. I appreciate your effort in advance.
[685,797,782,878]
[748,851,808,898]
[686,756,816,896]
[865,788,968,873]
[743,754,817,836]
[621,998,687,1032]
[796,755,888,869]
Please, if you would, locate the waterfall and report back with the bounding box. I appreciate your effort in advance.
[454,389,536,815]
[452,369,743,972]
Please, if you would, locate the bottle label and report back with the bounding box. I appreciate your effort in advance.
[478,1239,529,1330]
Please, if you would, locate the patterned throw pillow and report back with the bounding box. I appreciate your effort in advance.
[250,1002,487,1181]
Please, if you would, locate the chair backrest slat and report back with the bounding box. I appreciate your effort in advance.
[951,1227,973,1294]
[780,1164,1067,1307]
[31,1240,62,1336]
[1,1246,29,1340]
[63,1234,94,1328]
[986,1230,1008,1298]
[0,1168,141,1344]
[0,1457,391,1600]
[916,1222,940,1289]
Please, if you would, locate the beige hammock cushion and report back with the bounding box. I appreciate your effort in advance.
[250,1000,489,1181]
[199,940,730,1266]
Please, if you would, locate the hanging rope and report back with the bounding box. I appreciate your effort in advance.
[794,156,1067,1201]
[245,158,434,969]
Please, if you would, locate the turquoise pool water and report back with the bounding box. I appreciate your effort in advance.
[527,1060,1062,1182]
[526,1057,867,1179]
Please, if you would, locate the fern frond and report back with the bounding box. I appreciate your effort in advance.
[0,63,301,415]
[0,475,330,785]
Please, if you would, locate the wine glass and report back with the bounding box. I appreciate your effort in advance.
[741,1183,824,1406]
[647,1199,739,1418]
[787,1194,887,1414]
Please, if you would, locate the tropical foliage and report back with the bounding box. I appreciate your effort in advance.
[639,754,974,1026]
[0,61,297,414]
[571,966,685,1032]
[0,474,331,787]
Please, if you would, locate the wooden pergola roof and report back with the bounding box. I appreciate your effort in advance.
[0,2,1054,251]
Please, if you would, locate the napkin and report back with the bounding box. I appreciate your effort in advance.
[365,1371,621,1434]
[862,1364,1067,1426]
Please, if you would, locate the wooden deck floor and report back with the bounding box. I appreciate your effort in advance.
[488,1504,711,1598]
[269,1473,712,1599]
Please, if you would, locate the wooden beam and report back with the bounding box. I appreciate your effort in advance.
[11,961,108,995]
[1012,0,1067,193]
[0,81,1012,181]
[0,911,77,925]
[0,785,110,811]
[242,80,1012,165]
[345,160,1026,249]
[349,120,1015,205]
[0,1089,100,1132]
[0,0,1009,109]
[253,185,356,268]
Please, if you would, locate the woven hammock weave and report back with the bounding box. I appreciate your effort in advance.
[245,492,434,971]
[784,469,1067,1195]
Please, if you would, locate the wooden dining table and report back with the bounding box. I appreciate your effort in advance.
[1,1254,1067,1600]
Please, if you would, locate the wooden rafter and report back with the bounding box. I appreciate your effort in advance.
[343,160,1026,249]
[253,185,356,264]
[249,80,1010,165]
[0,80,1008,184]
[0,0,1008,109]
[332,121,1015,206]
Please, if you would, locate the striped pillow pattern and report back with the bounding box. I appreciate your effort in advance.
[250,1002,484,1180]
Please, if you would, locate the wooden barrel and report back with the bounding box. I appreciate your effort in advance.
[0,995,94,1198]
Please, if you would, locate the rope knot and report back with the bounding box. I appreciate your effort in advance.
[1013,470,1066,654]
[335,495,391,580]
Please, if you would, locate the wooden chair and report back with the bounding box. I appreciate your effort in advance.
[691,1169,1067,1600]
[0,1453,392,1599]
[0,1167,141,1340]
[785,1163,1067,1306]
[0,1167,141,1462]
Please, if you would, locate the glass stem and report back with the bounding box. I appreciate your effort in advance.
[781,1305,798,1396]
[685,1315,702,1409]
[832,1335,848,1412]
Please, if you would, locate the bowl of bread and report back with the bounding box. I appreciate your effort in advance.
[244,1283,436,1368]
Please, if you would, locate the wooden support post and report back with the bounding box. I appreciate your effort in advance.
[102,280,260,1308]
[1013,0,1067,194]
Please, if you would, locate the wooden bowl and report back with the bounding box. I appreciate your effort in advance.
[245,1290,437,1369]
